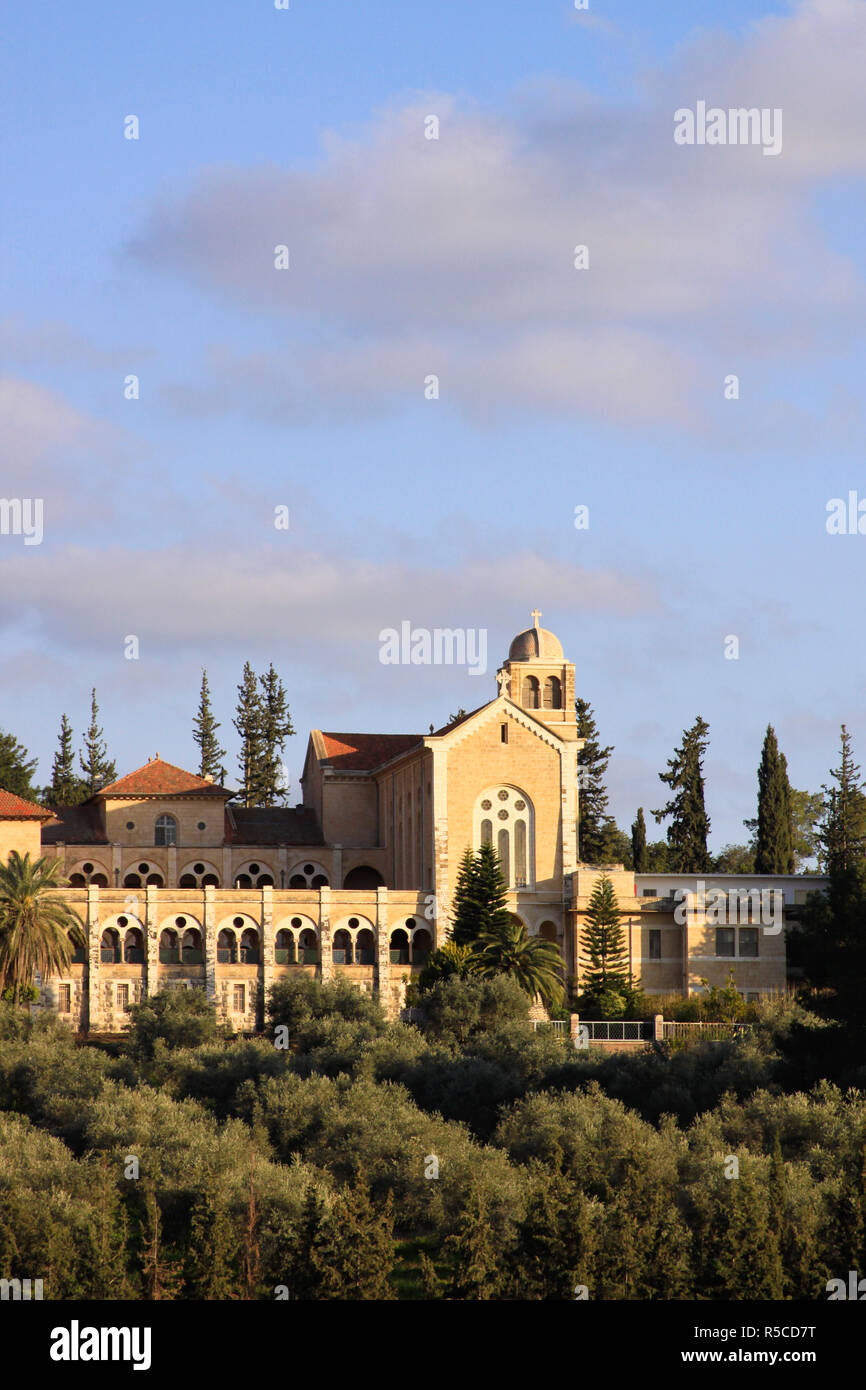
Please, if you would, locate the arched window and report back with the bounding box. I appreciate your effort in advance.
[159,929,179,964]
[240,928,259,965]
[523,676,540,709]
[355,928,375,965]
[154,814,177,847]
[542,676,562,709]
[182,928,202,963]
[412,928,432,965]
[390,928,410,966]
[217,929,237,964]
[473,787,534,890]
[343,865,384,890]
[100,928,120,964]
[275,928,295,964]
[333,929,353,965]
[123,927,144,964]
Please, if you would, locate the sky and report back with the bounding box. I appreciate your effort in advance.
[1,0,865,848]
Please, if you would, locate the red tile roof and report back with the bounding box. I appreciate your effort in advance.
[429,704,488,737]
[319,732,422,772]
[98,758,231,798]
[0,789,51,819]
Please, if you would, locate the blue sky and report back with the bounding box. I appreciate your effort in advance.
[1,0,865,848]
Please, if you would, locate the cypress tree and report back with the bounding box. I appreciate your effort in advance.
[48,715,86,806]
[754,726,794,874]
[652,716,711,873]
[0,728,38,799]
[579,873,630,1000]
[450,847,483,946]
[258,663,294,806]
[233,662,265,808]
[576,698,615,864]
[631,807,647,873]
[192,669,227,783]
[79,690,116,796]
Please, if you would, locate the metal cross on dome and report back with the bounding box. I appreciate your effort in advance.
[530,608,542,628]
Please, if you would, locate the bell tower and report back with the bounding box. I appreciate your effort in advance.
[497,609,578,741]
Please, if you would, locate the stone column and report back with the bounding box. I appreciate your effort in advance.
[144,884,159,998]
[375,886,390,1010]
[260,884,274,1029]
[86,884,100,1033]
[319,885,332,982]
[203,883,217,1004]
[654,1014,664,1042]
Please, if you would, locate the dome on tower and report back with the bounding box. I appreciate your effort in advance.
[508,619,564,663]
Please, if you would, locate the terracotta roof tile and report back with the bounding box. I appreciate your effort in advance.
[319,732,422,772]
[98,758,231,798]
[0,789,51,819]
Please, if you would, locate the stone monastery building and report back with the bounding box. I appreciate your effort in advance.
[0,614,822,1030]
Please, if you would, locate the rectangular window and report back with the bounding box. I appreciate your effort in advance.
[117,984,130,1013]
[715,928,736,958]
[233,984,245,1013]
[739,927,759,958]
[58,984,71,1013]
[648,929,661,960]
[501,723,508,743]
[642,888,656,898]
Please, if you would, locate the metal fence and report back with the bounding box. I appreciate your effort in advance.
[661,1021,748,1041]
[581,1020,653,1041]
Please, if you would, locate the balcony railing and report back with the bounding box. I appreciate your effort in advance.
[390,949,410,965]
[182,949,203,965]
[123,949,145,964]
[159,948,180,964]
[356,949,375,965]
[100,948,121,964]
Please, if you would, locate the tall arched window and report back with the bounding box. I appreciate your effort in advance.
[473,787,534,889]
[523,676,540,709]
[154,814,177,847]
[542,676,562,709]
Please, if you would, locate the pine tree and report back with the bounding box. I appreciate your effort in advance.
[185,1183,239,1298]
[234,662,265,808]
[631,807,647,873]
[258,664,294,806]
[652,716,711,873]
[48,715,86,807]
[576,698,615,864]
[79,690,116,796]
[192,669,227,783]
[0,728,38,799]
[579,872,631,1001]
[451,843,511,946]
[444,1189,503,1300]
[754,726,794,874]
[818,725,866,897]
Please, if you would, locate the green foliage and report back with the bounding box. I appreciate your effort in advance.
[415,974,530,1047]
[233,662,294,808]
[653,715,711,873]
[754,725,794,874]
[267,974,386,1038]
[0,852,85,1006]
[576,698,614,864]
[470,919,565,1010]
[417,939,474,991]
[631,807,647,873]
[712,843,755,873]
[78,689,116,796]
[192,669,227,783]
[125,986,223,1060]
[578,873,632,1011]
[0,728,38,801]
[451,843,511,947]
[48,714,87,807]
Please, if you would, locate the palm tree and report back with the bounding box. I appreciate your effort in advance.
[0,852,85,1006]
[469,919,565,1010]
